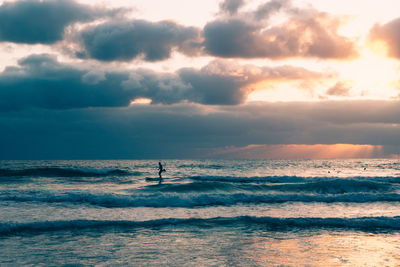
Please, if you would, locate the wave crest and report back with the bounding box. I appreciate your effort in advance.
[1,216,400,236]
[0,167,134,178]
[148,179,391,194]
[3,190,400,208]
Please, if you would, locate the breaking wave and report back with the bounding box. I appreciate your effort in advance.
[147,179,392,194]
[1,216,400,236]
[3,190,400,208]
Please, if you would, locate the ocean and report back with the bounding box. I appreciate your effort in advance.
[1,159,400,266]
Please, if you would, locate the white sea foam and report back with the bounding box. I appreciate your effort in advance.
[2,190,400,208]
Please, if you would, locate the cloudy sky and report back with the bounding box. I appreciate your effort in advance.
[1,0,400,159]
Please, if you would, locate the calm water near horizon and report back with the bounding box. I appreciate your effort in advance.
[1,159,400,266]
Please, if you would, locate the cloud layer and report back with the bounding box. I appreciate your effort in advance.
[0,54,325,110]
[0,0,121,44]
[204,3,357,59]
[78,20,202,61]
[1,101,399,159]
[0,0,359,61]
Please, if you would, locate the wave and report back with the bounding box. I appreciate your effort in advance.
[144,181,239,192]
[3,190,400,208]
[178,164,226,169]
[189,175,308,183]
[268,179,391,194]
[189,175,400,184]
[146,179,392,194]
[0,167,135,178]
[1,216,400,236]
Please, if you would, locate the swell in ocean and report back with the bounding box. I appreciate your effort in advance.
[3,190,400,208]
[1,165,400,185]
[150,178,393,193]
[2,165,400,208]
[0,167,137,178]
[189,175,400,184]
[1,216,400,236]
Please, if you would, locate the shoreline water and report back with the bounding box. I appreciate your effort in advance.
[1,159,400,266]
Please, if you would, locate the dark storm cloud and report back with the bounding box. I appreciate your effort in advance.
[203,1,357,59]
[370,17,400,59]
[65,0,356,62]
[0,54,132,111]
[179,67,249,105]
[0,53,193,110]
[78,20,202,61]
[0,54,324,110]
[0,0,122,44]
[1,100,400,159]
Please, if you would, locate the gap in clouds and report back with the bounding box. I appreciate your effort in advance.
[206,144,385,159]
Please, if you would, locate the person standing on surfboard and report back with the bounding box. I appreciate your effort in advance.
[158,162,166,179]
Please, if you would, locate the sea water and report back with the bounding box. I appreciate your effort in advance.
[1,159,400,266]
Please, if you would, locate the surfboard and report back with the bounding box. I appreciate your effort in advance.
[145,177,162,182]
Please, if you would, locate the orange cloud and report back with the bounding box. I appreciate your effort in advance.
[204,4,358,60]
[369,17,400,59]
[208,144,384,159]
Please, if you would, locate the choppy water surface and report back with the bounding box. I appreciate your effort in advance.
[1,159,400,266]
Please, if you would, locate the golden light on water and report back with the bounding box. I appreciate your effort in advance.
[245,233,400,266]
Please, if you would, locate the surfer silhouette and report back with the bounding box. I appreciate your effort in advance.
[158,161,166,181]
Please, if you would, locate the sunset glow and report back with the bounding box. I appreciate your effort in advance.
[209,144,385,159]
[1,0,400,159]
[339,47,399,98]
[3,2,400,267]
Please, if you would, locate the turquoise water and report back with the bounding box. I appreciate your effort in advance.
[1,159,400,266]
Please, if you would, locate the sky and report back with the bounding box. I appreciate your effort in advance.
[1,0,400,159]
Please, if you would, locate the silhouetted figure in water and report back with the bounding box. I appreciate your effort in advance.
[158,162,166,183]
